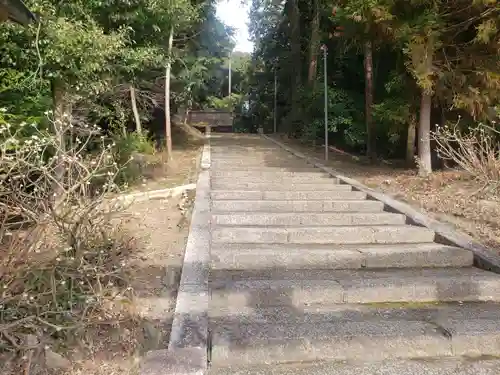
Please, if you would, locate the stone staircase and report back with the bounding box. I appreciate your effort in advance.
[207,134,500,374]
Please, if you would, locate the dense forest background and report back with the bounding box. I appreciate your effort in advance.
[244,0,499,176]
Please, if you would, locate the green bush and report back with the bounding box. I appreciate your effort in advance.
[111,129,157,186]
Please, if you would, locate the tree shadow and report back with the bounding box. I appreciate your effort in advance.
[208,265,496,359]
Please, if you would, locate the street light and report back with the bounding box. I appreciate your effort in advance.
[228,50,232,98]
[273,60,278,134]
[320,44,328,161]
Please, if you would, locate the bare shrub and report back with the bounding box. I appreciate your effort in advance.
[432,120,500,194]
[0,116,135,366]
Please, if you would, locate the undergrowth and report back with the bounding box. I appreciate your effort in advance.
[0,113,137,371]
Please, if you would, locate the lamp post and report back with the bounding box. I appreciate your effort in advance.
[320,44,328,161]
[228,50,232,98]
[273,67,277,133]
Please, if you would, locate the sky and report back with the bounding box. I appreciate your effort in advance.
[216,0,254,53]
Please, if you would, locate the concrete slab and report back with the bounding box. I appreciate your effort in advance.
[212,171,329,179]
[211,190,368,201]
[210,320,451,366]
[210,268,500,306]
[210,243,473,270]
[210,358,500,375]
[212,225,434,244]
[336,267,500,303]
[211,182,350,191]
[211,200,384,213]
[211,212,405,226]
[211,176,336,184]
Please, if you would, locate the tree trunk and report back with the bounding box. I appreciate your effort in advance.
[130,85,142,135]
[51,79,70,206]
[364,39,375,160]
[307,0,320,87]
[288,0,302,134]
[406,115,416,166]
[165,25,174,161]
[418,90,433,176]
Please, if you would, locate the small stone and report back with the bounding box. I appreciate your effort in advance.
[45,348,71,370]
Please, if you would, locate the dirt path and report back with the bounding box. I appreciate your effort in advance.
[62,146,202,375]
[273,135,500,252]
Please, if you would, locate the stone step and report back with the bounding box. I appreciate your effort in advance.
[211,182,349,191]
[210,158,301,165]
[211,175,335,185]
[210,161,312,168]
[210,153,295,158]
[211,225,433,244]
[209,268,500,307]
[210,314,500,367]
[211,190,369,201]
[212,171,328,179]
[212,212,405,226]
[210,166,317,172]
[210,301,500,322]
[210,357,500,374]
[211,200,384,213]
[210,243,473,270]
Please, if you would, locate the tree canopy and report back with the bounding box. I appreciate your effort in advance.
[246,0,499,174]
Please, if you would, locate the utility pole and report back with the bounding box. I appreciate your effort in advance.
[321,44,328,161]
[273,68,277,133]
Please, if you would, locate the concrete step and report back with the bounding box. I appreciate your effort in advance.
[212,212,405,226]
[210,158,301,165]
[211,200,384,213]
[211,182,349,191]
[211,190,371,201]
[210,166,317,172]
[210,301,500,322]
[211,161,313,168]
[210,152,294,157]
[211,176,336,185]
[211,225,433,244]
[210,358,500,375]
[212,171,328,179]
[210,312,500,366]
[209,268,500,307]
[210,243,473,270]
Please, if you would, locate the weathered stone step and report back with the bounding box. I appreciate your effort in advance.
[211,200,383,213]
[210,301,500,322]
[211,161,312,168]
[211,176,335,185]
[212,190,368,201]
[210,268,500,307]
[210,166,317,172]
[211,182,348,191]
[210,312,500,367]
[212,212,405,226]
[211,152,294,157]
[212,171,328,179]
[211,320,446,366]
[212,225,433,244]
[210,242,473,270]
[210,358,500,374]
[211,157,301,164]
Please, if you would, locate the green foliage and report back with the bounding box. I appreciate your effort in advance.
[111,129,156,185]
[298,85,365,145]
[207,93,243,111]
[247,0,499,162]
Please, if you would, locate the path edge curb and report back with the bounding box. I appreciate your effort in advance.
[140,141,211,375]
[262,134,500,274]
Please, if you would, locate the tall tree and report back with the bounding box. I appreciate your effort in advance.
[307,0,320,86]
